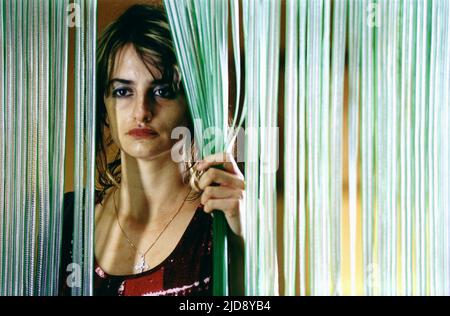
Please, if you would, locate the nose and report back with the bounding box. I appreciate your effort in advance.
[133,93,152,124]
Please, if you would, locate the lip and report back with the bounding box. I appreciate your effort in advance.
[127,128,158,138]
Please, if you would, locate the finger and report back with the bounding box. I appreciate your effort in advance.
[200,186,243,205]
[203,198,240,218]
[197,152,241,177]
[203,198,244,236]
[198,167,245,191]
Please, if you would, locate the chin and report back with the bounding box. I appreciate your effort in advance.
[126,146,173,161]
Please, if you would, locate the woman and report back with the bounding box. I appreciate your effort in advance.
[60,4,245,296]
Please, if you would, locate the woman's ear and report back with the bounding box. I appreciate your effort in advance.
[105,114,110,127]
[173,65,183,92]
[173,65,181,85]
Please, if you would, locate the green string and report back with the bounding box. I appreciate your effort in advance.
[211,164,228,296]
[164,0,242,296]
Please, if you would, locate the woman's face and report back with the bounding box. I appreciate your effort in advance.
[104,44,189,161]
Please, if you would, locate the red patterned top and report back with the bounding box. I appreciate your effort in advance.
[59,191,213,296]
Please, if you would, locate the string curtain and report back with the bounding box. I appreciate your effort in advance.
[0,0,96,296]
[164,0,281,296]
[71,0,97,296]
[0,0,70,295]
[0,0,449,296]
[283,0,450,296]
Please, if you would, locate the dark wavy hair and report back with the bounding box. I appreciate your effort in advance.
[95,4,199,203]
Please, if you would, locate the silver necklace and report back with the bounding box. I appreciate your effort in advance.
[113,187,192,273]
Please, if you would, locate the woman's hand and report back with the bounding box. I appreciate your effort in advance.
[196,152,245,237]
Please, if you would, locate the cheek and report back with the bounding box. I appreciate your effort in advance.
[113,113,131,141]
[104,104,122,143]
[168,112,190,141]
[157,102,189,134]
[171,100,190,127]
[174,107,189,128]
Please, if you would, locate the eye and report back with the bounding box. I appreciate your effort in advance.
[112,87,133,98]
[153,85,175,99]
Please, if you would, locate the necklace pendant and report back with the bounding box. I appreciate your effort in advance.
[134,255,149,273]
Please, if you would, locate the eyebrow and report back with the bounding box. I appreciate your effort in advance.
[108,78,135,88]
[107,78,168,90]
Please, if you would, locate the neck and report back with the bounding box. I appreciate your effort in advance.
[114,149,194,223]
